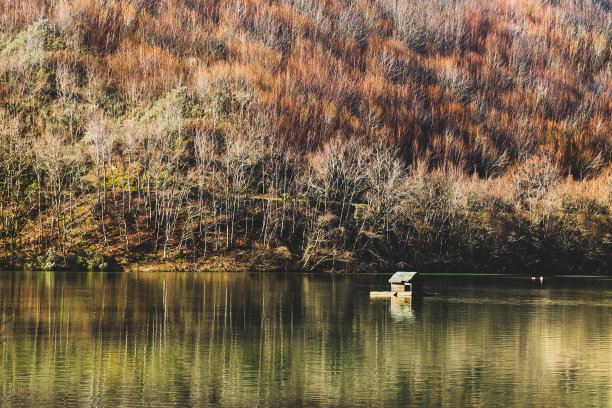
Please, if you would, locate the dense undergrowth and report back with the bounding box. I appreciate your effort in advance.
[0,0,611,273]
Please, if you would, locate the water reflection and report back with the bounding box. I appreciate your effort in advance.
[0,272,612,407]
[389,297,415,322]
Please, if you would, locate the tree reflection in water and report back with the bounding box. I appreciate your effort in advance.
[0,272,611,407]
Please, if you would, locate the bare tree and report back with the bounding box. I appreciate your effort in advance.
[0,113,33,264]
[83,110,113,243]
[138,90,189,259]
[301,136,372,270]
[34,132,82,256]
[221,130,263,248]
[194,127,218,255]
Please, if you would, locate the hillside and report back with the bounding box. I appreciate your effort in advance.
[1,0,611,273]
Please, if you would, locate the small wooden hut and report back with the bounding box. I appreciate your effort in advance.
[370,271,422,298]
[388,271,421,293]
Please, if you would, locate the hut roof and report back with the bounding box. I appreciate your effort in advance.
[388,271,418,283]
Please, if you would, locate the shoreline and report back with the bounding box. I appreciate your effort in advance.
[4,268,612,282]
[3,252,610,276]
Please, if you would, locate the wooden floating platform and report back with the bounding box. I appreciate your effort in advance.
[369,291,412,298]
[371,271,421,299]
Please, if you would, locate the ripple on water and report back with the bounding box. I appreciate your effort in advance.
[1,272,612,407]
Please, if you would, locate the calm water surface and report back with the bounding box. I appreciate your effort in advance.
[1,271,612,407]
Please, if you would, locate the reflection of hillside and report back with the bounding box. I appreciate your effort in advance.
[0,273,612,406]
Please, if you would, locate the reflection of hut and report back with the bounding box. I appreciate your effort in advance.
[388,272,421,294]
[390,297,415,322]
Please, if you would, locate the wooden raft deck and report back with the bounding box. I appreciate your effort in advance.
[369,291,412,298]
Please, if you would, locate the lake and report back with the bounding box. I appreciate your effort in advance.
[1,271,612,407]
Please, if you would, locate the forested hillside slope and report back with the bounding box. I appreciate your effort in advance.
[1,0,611,273]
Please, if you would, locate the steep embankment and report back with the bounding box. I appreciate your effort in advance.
[0,0,611,273]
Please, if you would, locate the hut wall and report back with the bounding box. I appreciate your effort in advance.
[391,283,406,292]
